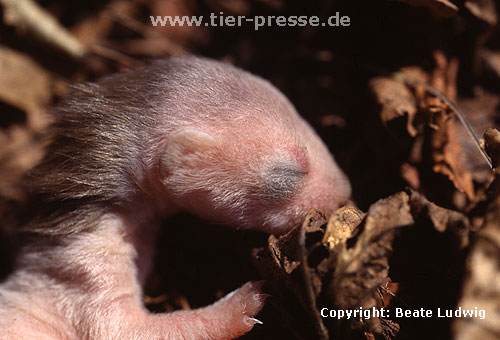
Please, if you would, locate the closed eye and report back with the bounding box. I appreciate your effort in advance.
[260,163,306,201]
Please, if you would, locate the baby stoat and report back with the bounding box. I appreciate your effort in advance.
[0,56,351,340]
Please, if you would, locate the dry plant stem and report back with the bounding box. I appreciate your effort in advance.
[89,44,143,68]
[0,0,87,59]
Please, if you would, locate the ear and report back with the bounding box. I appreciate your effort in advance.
[161,128,218,175]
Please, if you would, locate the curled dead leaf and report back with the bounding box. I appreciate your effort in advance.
[323,206,365,249]
[254,189,471,339]
[369,76,418,137]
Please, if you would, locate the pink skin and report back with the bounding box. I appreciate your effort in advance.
[0,57,351,340]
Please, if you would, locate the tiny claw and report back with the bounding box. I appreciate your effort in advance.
[258,293,271,300]
[244,316,263,326]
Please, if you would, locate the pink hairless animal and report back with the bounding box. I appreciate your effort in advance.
[0,56,351,340]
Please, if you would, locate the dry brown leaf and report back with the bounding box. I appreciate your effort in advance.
[255,188,472,339]
[421,51,475,200]
[369,76,418,137]
[408,189,470,248]
[330,192,412,335]
[453,129,500,340]
[0,46,50,201]
[0,46,51,130]
[322,206,365,249]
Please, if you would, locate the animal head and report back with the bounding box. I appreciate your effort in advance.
[156,57,351,233]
